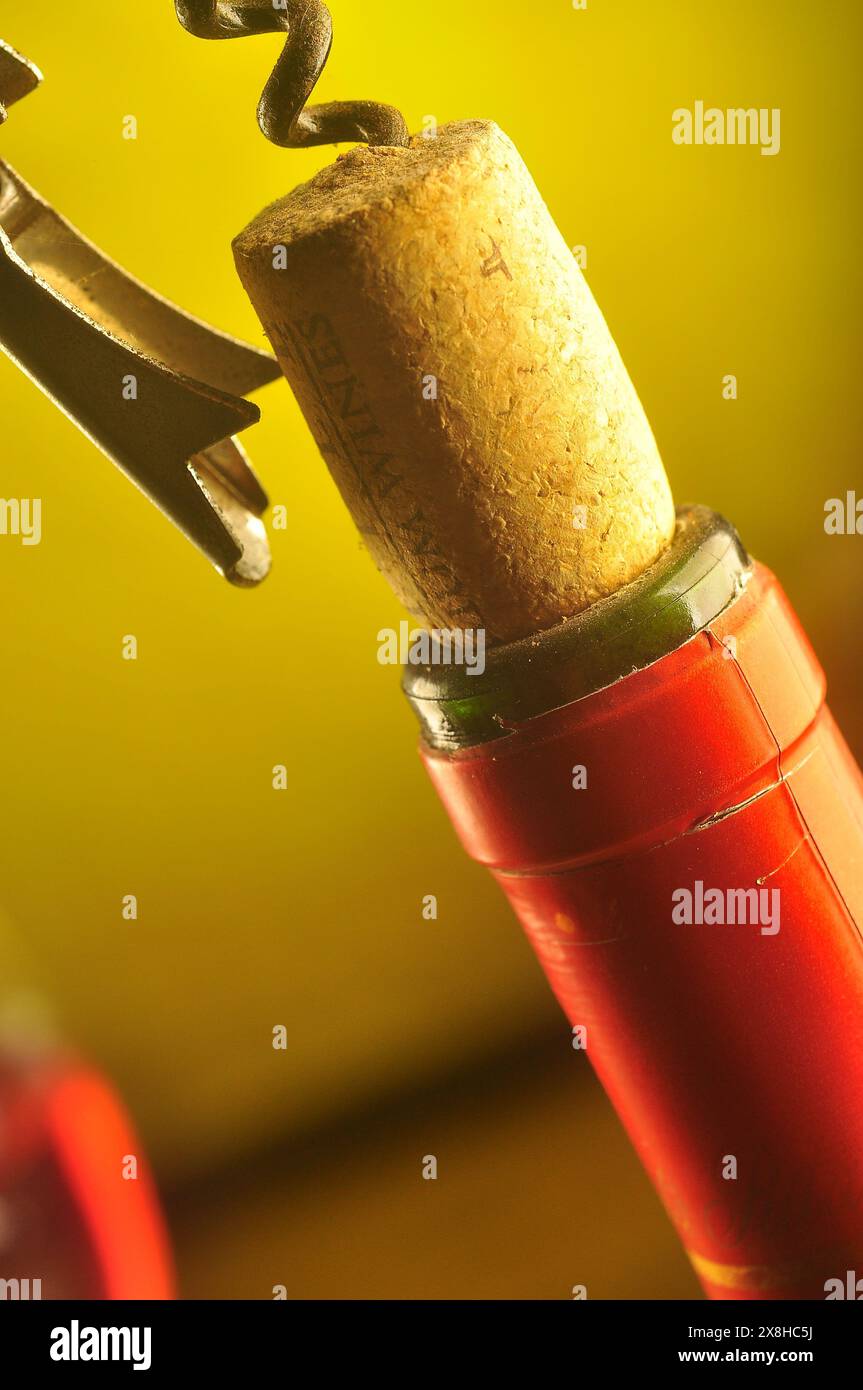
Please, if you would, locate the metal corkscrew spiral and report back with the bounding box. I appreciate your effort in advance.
[174,1,409,149]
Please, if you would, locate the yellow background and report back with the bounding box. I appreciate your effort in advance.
[1,0,860,1297]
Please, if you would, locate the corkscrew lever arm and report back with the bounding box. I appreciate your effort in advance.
[0,38,280,586]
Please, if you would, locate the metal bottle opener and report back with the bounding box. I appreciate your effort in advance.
[0,37,280,584]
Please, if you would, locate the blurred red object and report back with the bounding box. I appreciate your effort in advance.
[0,1055,174,1299]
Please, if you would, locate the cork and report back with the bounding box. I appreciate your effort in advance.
[233,121,675,644]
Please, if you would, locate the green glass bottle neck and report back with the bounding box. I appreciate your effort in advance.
[402,506,751,752]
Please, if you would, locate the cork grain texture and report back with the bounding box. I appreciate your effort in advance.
[233,121,675,644]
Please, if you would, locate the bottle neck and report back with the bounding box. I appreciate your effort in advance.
[402,506,751,752]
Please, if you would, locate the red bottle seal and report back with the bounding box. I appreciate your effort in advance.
[412,513,863,1299]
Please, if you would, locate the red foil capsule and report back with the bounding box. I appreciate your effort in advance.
[411,513,863,1299]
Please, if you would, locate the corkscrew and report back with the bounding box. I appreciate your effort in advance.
[174,0,409,148]
[0,37,279,585]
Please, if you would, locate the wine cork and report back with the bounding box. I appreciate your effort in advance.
[233,121,675,644]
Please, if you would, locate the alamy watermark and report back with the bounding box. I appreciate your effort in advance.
[672,881,780,936]
[0,497,41,545]
[50,1321,151,1371]
[824,491,862,535]
[825,1270,863,1299]
[377,621,486,676]
[0,1277,42,1300]
[673,102,780,157]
